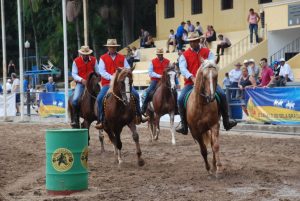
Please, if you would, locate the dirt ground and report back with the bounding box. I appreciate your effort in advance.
[0,122,299,201]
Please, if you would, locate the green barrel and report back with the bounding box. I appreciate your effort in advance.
[46,129,88,195]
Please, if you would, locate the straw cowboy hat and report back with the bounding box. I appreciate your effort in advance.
[279,58,285,62]
[234,62,243,67]
[104,39,120,47]
[78,46,93,55]
[156,48,164,55]
[186,31,204,41]
[248,58,255,63]
[243,59,248,64]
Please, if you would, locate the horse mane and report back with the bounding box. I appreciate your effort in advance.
[86,72,99,92]
[108,68,132,93]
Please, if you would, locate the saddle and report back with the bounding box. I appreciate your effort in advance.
[183,89,221,109]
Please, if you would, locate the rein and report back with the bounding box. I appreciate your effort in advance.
[83,87,98,100]
[111,91,127,105]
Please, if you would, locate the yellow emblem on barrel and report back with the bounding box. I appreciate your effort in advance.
[80,147,88,169]
[52,148,74,172]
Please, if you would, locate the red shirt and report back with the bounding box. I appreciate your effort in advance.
[74,56,96,81]
[260,66,274,86]
[151,58,170,81]
[100,53,125,86]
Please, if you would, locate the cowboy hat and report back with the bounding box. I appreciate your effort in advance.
[243,59,249,64]
[104,39,120,47]
[279,58,285,62]
[186,31,203,41]
[156,48,164,55]
[248,58,255,63]
[234,62,243,67]
[78,46,93,55]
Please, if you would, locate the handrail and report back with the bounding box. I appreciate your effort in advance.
[270,37,300,63]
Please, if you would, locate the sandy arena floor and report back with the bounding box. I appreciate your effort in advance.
[0,122,299,201]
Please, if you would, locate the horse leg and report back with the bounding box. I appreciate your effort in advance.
[211,123,223,178]
[128,122,145,166]
[82,120,91,145]
[149,112,155,143]
[169,112,176,145]
[154,113,160,141]
[114,131,123,165]
[98,130,105,154]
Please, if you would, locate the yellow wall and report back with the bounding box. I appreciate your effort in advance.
[287,53,300,69]
[156,0,284,39]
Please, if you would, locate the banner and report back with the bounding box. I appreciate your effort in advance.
[246,87,300,125]
[39,92,66,117]
[0,93,16,117]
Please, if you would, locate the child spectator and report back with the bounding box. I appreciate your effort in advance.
[166,29,176,53]
[45,76,56,92]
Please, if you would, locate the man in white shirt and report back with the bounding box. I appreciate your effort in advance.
[11,73,20,114]
[216,34,231,56]
[229,62,242,98]
[279,58,294,82]
[132,46,141,62]
[6,79,12,93]
[166,29,176,53]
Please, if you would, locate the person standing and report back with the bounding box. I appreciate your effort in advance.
[176,22,186,51]
[71,46,97,128]
[258,58,274,87]
[95,39,145,130]
[11,73,20,114]
[45,76,56,92]
[247,8,260,45]
[176,32,236,135]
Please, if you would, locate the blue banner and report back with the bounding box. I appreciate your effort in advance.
[39,92,66,117]
[245,87,300,125]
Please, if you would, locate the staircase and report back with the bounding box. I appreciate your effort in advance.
[270,37,300,63]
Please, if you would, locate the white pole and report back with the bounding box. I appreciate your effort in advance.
[62,0,69,123]
[17,0,24,121]
[1,0,7,120]
[83,0,88,45]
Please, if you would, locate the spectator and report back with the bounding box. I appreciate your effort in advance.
[195,21,203,35]
[229,62,242,98]
[140,28,149,48]
[132,46,141,63]
[8,60,16,77]
[144,35,155,48]
[205,25,216,43]
[126,46,134,67]
[272,61,281,77]
[176,21,186,50]
[247,8,260,45]
[186,20,195,32]
[11,73,20,114]
[166,29,176,53]
[222,72,231,90]
[45,76,56,92]
[279,58,294,82]
[247,58,260,83]
[182,30,188,44]
[23,76,29,93]
[6,79,12,93]
[243,60,249,68]
[258,58,274,87]
[216,34,231,56]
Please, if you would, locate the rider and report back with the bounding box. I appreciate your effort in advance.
[71,46,97,128]
[95,39,145,130]
[176,32,237,135]
[141,48,171,114]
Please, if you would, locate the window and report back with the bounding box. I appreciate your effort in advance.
[191,0,202,14]
[221,0,233,10]
[164,0,174,18]
[259,0,272,4]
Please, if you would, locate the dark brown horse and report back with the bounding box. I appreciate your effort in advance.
[68,72,105,152]
[186,60,223,178]
[102,68,144,166]
[147,67,177,145]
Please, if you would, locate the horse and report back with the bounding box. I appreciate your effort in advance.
[147,67,177,145]
[68,72,105,152]
[102,68,144,166]
[186,60,223,178]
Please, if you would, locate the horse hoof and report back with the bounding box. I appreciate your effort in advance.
[118,160,124,166]
[138,158,145,167]
[216,172,224,179]
[100,149,105,155]
[171,140,176,145]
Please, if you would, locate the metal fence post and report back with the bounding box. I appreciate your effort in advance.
[27,90,30,116]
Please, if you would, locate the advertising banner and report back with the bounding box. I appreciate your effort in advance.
[39,92,66,117]
[0,93,16,117]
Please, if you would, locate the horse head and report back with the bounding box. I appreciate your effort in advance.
[113,68,133,105]
[161,64,177,91]
[197,60,218,103]
[86,72,101,96]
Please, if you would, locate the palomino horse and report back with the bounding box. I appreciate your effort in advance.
[102,68,144,166]
[68,72,105,152]
[186,60,223,178]
[147,67,177,145]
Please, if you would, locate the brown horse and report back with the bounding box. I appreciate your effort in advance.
[147,67,177,145]
[102,68,144,166]
[186,60,223,178]
[68,72,105,152]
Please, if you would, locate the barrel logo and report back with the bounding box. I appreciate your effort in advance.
[52,148,74,172]
[80,147,88,169]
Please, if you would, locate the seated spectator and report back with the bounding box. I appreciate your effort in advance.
[279,58,294,82]
[243,60,249,69]
[247,58,260,84]
[222,72,231,90]
[176,21,186,51]
[258,58,274,87]
[166,29,176,53]
[45,76,56,92]
[144,35,155,48]
[238,67,256,115]
[182,30,189,44]
[6,79,12,93]
[186,20,195,32]
[126,46,134,67]
[229,62,242,98]
[205,25,216,43]
[11,73,20,114]
[132,46,141,63]
[140,28,149,48]
[272,61,281,77]
[216,34,231,56]
[195,21,203,35]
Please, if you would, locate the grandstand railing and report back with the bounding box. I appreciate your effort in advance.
[270,36,300,63]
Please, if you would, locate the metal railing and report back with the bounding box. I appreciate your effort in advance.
[270,37,300,63]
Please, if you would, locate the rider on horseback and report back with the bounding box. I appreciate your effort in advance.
[141,48,178,114]
[71,46,97,128]
[95,39,146,130]
[176,32,237,135]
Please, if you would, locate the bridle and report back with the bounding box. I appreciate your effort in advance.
[199,66,217,104]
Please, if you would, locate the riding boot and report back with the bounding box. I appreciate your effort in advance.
[219,94,237,131]
[95,112,104,130]
[175,107,188,135]
[70,108,80,128]
[135,97,149,124]
[141,95,150,115]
